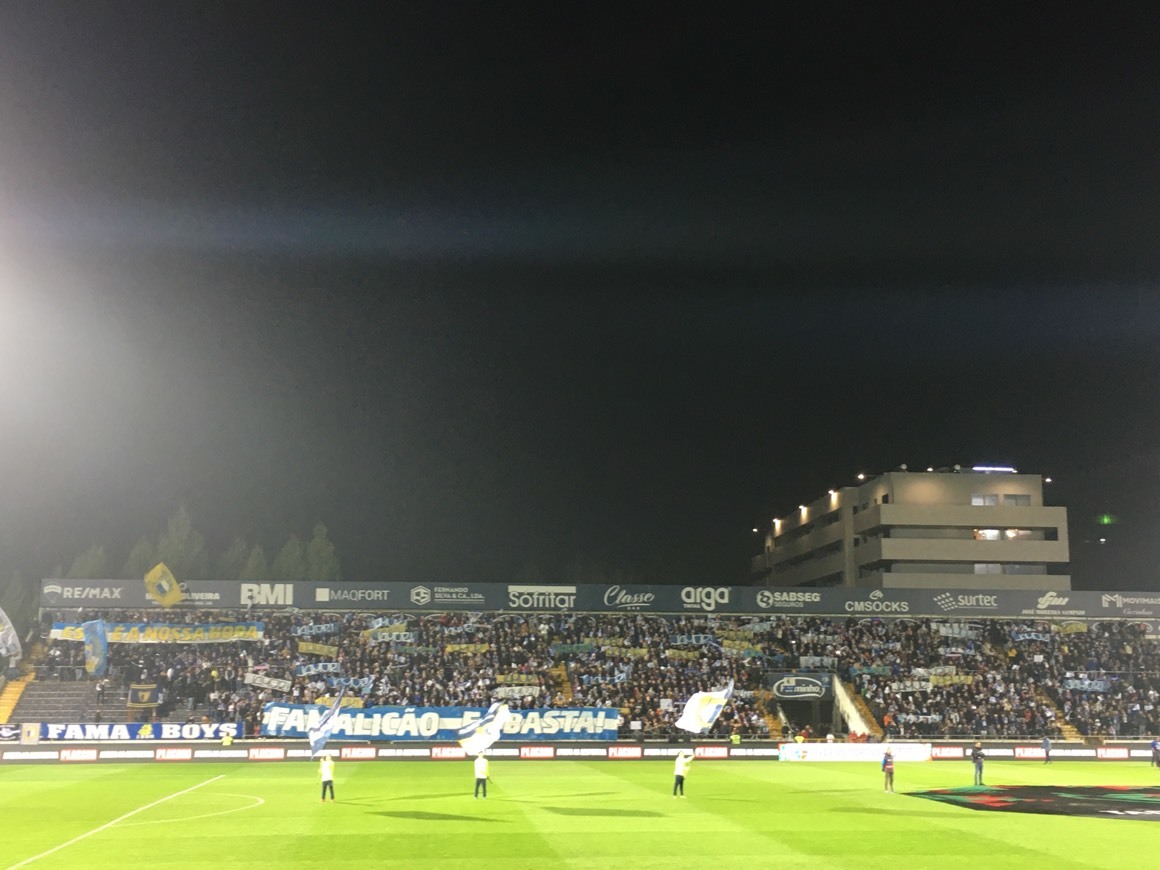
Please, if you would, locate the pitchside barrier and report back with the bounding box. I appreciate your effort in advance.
[1,739,1156,765]
[37,579,1160,622]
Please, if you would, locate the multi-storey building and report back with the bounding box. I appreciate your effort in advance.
[752,467,1070,590]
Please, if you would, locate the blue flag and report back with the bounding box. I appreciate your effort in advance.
[309,687,347,757]
[82,619,108,678]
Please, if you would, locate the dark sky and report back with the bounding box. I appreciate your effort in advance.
[1,4,1158,588]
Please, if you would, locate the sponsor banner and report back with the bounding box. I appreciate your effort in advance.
[0,724,20,742]
[431,746,466,760]
[607,745,643,759]
[408,585,488,608]
[507,585,578,611]
[60,748,98,762]
[40,723,241,741]
[932,745,965,759]
[100,750,155,760]
[767,673,833,701]
[520,745,555,759]
[40,579,1160,620]
[244,672,293,692]
[1097,747,1130,760]
[2,751,59,761]
[260,704,620,742]
[155,747,194,761]
[694,745,729,759]
[380,747,433,758]
[1014,746,1047,760]
[248,746,286,761]
[51,622,264,644]
[779,743,932,763]
[341,746,377,760]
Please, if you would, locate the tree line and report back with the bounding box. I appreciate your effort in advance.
[0,505,341,636]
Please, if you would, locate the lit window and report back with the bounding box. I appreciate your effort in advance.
[971,494,998,506]
[974,529,1000,541]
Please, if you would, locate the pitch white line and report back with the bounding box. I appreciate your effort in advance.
[7,774,225,869]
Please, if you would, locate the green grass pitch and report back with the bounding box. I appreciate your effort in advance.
[2,759,1157,869]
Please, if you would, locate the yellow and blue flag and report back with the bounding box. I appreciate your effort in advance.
[457,702,512,755]
[309,686,347,757]
[82,619,108,677]
[675,680,734,734]
[144,562,186,608]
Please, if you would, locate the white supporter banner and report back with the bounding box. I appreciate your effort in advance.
[244,672,293,692]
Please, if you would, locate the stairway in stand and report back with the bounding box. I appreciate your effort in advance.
[0,675,35,724]
[754,692,782,737]
[843,680,885,741]
[548,664,573,703]
[1037,690,1083,741]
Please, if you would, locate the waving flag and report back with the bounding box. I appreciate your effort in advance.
[82,619,108,677]
[309,686,347,757]
[0,605,22,663]
[675,680,734,734]
[457,702,512,755]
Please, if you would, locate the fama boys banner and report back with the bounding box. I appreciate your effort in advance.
[260,704,620,742]
[51,622,264,643]
[39,722,240,741]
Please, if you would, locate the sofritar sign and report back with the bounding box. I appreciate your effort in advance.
[508,585,576,610]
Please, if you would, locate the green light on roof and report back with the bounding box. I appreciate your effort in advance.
[1097,513,1119,526]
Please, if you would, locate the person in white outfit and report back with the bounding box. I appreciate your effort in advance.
[474,753,489,799]
[673,750,693,797]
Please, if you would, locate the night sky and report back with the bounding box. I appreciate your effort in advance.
[1,5,1158,589]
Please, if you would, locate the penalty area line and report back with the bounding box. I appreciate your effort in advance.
[7,773,226,869]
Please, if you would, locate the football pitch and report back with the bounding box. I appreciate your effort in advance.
[2,759,1157,869]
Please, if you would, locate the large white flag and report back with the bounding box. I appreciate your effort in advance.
[309,687,347,757]
[0,605,22,663]
[458,702,512,755]
[675,680,734,734]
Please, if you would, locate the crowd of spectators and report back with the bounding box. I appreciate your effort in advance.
[35,607,1160,740]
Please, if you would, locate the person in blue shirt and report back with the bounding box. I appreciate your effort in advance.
[1041,735,1051,764]
[1151,737,1159,768]
[882,748,895,793]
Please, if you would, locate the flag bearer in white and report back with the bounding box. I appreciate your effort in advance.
[320,755,336,802]
[474,753,490,799]
[672,751,693,798]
